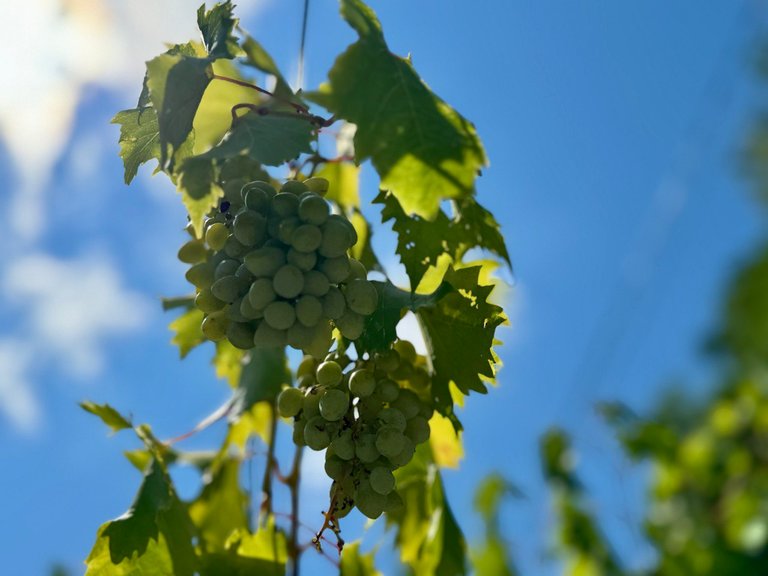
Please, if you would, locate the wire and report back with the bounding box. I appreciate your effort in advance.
[297,0,311,90]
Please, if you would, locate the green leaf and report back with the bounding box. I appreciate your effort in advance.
[197,1,239,59]
[340,541,382,576]
[80,401,133,433]
[199,520,287,576]
[188,458,249,550]
[375,191,510,290]
[229,348,290,419]
[169,307,206,358]
[202,110,315,166]
[355,279,452,353]
[146,53,213,167]
[177,156,224,237]
[308,0,487,218]
[241,34,293,101]
[85,527,175,575]
[111,108,161,185]
[387,443,467,576]
[473,473,521,523]
[417,266,505,416]
[471,539,517,576]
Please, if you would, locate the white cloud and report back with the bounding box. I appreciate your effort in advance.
[0,0,267,244]
[0,340,40,434]
[4,251,152,378]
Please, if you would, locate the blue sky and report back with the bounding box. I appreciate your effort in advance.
[1,1,766,574]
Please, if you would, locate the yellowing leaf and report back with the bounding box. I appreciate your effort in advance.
[430,412,464,469]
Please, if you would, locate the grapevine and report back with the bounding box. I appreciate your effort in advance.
[84,1,509,574]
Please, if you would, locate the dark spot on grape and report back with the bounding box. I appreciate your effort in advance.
[220,200,231,213]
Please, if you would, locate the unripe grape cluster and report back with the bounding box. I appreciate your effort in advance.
[178,178,379,356]
[276,340,434,520]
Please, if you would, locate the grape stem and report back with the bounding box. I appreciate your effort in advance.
[259,402,279,519]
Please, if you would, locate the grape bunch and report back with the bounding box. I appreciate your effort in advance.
[178,178,379,357]
[277,340,434,520]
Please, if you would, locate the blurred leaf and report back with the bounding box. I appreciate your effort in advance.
[177,155,224,237]
[471,539,517,576]
[229,348,290,418]
[161,295,195,311]
[169,308,206,358]
[308,0,487,219]
[111,108,160,184]
[316,161,360,208]
[85,528,176,575]
[340,541,381,576]
[214,340,245,388]
[188,458,249,550]
[473,472,522,523]
[197,1,239,59]
[199,519,287,576]
[80,401,132,434]
[429,412,464,469]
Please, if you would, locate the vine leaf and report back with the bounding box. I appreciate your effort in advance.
[229,348,290,419]
[355,279,453,353]
[177,156,224,236]
[188,458,249,550]
[308,0,487,218]
[470,473,521,576]
[340,541,382,576]
[386,444,467,576]
[89,460,196,575]
[197,0,239,59]
[416,266,505,418]
[198,520,287,576]
[79,401,132,434]
[146,52,213,168]
[201,110,315,166]
[375,191,510,290]
[169,307,206,358]
[111,108,161,184]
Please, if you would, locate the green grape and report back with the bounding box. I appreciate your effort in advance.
[273,264,304,299]
[266,215,282,239]
[235,262,254,282]
[330,430,355,460]
[410,368,430,390]
[205,222,229,251]
[271,192,299,217]
[304,416,331,450]
[355,482,386,519]
[305,320,333,359]
[324,456,348,481]
[375,427,405,459]
[405,416,430,444]
[211,275,243,303]
[286,248,317,271]
[227,298,248,322]
[263,301,296,331]
[375,349,400,373]
[185,262,214,289]
[369,466,395,495]
[239,295,263,320]
[344,279,379,315]
[349,369,376,398]
[277,387,304,418]
[215,259,240,281]
[253,321,287,348]
[277,217,300,245]
[297,356,319,379]
[291,224,322,253]
[195,288,226,313]
[376,379,400,402]
[224,235,248,258]
[303,390,322,418]
[244,247,286,277]
[178,239,208,264]
[319,256,351,284]
[391,389,421,419]
[303,177,329,196]
[385,490,404,515]
[296,295,323,327]
[292,417,306,445]
[322,287,346,320]
[386,436,415,468]
[394,340,417,365]
[347,258,367,281]
[248,278,276,310]
[298,194,330,226]
[223,178,246,204]
[355,434,380,463]
[378,407,407,432]
[316,361,343,386]
[227,321,256,350]
[201,312,229,341]
[242,180,277,201]
[302,270,330,297]
[243,186,271,212]
[335,310,365,340]
[281,180,309,195]
[319,217,353,258]
[233,210,267,247]
[356,396,383,420]
[330,481,355,519]
[320,389,349,421]
[286,322,314,350]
